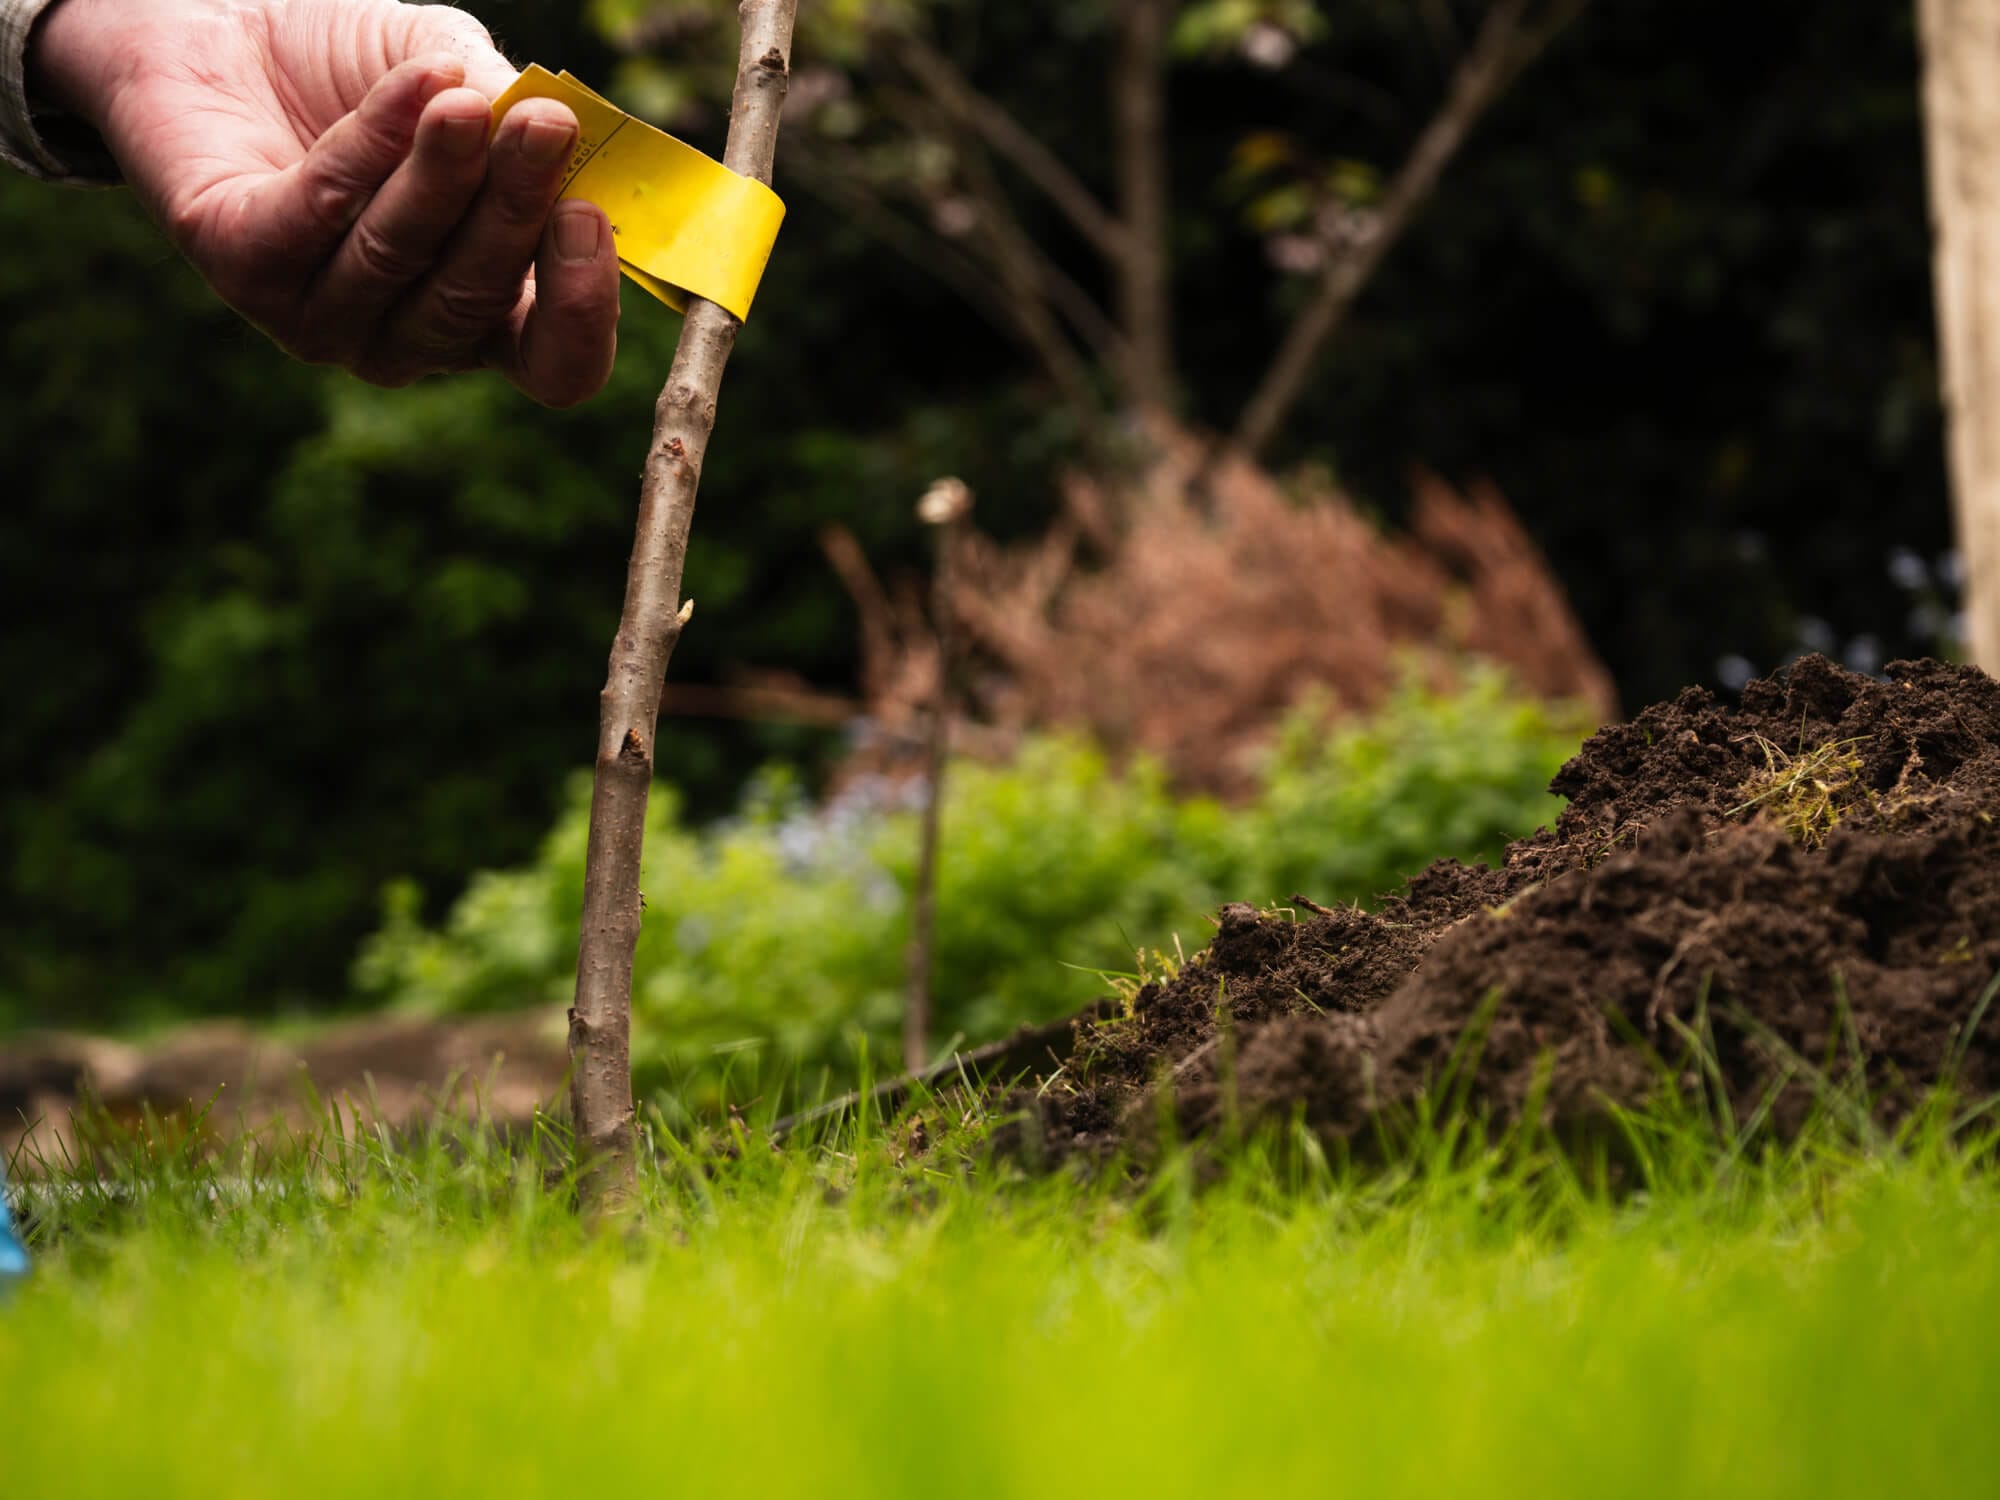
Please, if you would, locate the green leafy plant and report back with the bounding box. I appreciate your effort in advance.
[356,667,1583,1116]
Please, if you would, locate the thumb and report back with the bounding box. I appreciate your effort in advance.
[386,3,520,101]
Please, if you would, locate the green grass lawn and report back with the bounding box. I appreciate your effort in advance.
[4,1108,1998,1497]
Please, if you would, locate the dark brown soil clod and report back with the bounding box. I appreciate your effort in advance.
[1019,656,2000,1159]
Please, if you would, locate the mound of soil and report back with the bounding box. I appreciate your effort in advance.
[1020,656,2000,1157]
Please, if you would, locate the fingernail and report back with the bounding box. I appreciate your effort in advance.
[519,117,577,167]
[437,111,488,159]
[553,205,601,263]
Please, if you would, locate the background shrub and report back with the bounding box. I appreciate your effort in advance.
[358,669,1585,1115]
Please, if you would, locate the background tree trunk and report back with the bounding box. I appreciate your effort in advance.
[1112,0,1174,414]
[1918,0,2000,672]
[568,0,797,1210]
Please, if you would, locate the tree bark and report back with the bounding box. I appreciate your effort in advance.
[1918,0,2000,672]
[568,0,797,1210]
[1112,0,1174,413]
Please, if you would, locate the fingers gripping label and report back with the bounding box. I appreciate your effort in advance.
[492,66,786,321]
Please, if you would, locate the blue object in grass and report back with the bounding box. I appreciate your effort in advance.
[0,1166,27,1283]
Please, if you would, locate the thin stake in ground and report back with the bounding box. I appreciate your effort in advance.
[904,478,974,1073]
[568,0,799,1210]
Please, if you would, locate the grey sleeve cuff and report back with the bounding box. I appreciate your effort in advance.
[1,0,121,183]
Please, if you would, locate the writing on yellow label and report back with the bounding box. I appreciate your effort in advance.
[491,65,786,321]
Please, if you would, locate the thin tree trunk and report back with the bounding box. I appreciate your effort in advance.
[1112,0,1174,413]
[904,480,973,1073]
[1918,0,2000,672]
[569,0,797,1210]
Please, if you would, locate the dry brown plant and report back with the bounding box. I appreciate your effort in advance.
[826,420,1615,797]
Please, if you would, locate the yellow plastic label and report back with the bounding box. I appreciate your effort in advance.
[491,65,786,321]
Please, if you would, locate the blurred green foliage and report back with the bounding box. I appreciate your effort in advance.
[357,671,1582,1114]
[0,0,1950,1029]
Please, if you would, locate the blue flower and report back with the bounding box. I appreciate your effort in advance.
[0,1172,28,1281]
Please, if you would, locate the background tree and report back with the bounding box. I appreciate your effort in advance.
[596,0,1586,466]
[1917,0,2000,672]
[0,0,1954,1031]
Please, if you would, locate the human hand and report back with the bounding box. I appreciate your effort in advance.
[29,0,620,405]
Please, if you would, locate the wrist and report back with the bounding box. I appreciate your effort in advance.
[27,0,153,127]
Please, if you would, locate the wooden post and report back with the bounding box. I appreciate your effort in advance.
[1919,0,2000,672]
[568,0,798,1210]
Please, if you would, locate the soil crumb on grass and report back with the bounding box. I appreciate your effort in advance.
[1021,656,2000,1158]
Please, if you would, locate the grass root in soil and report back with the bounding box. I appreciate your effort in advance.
[1013,655,2000,1159]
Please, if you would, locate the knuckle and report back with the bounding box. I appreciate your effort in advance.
[302,167,371,236]
[350,111,409,165]
[487,174,560,231]
[346,219,429,286]
[430,277,519,336]
[544,288,620,345]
